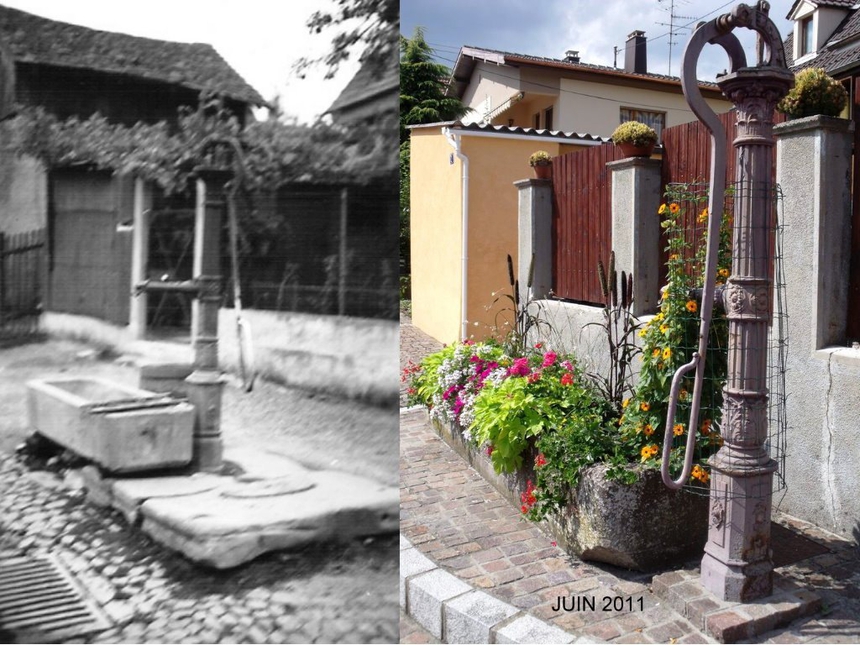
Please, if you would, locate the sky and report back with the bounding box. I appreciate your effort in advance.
[0,0,365,123]
[401,0,796,83]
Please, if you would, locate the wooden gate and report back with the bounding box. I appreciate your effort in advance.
[0,229,45,342]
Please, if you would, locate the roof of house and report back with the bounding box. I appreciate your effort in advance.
[448,45,723,99]
[0,4,264,105]
[786,0,855,19]
[408,119,612,144]
[326,49,398,121]
[784,3,860,74]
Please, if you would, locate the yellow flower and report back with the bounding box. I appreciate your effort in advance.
[640,401,650,412]
[654,312,664,321]
[685,300,698,313]
[638,328,648,338]
[668,253,679,261]
[652,348,661,358]
[662,347,672,360]
[669,203,680,214]
[622,398,630,409]
[692,464,710,484]
[660,324,669,334]
[673,423,685,436]
[697,207,709,224]
[640,444,659,462]
[644,424,655,436]
[658,203,668,214]
[718,268,729,278]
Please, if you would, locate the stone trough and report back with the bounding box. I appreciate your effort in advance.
[26,377,194,473]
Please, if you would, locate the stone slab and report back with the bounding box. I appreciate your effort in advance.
[494,613,575,644]
[400,547,437,608]
[400,534,412,550]
[110,474,227,525]
[443,590,519,644]
[138,456,398,568]
[408,569,471,638]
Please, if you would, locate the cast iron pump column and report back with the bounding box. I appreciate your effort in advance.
[668,2,794,602]
[136,138,233,472]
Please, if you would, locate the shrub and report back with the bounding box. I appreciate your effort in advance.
[529,150,552,166]
[777,68,848,119]
[611,121,658,147]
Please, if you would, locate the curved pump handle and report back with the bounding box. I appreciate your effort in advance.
[659,17,746,490]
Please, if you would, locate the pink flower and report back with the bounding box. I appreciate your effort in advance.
[508,357,531,377]
[542,352,557,368]
[562,360,574,371]
[486,444,495,456]
[528,371,542,383]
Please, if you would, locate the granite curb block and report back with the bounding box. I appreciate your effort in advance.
[399,535,597,644]
[653,568,822,643]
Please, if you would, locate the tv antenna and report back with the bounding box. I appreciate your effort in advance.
[656,0,697,75]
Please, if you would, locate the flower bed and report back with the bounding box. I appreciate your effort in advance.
[403,187,728,571]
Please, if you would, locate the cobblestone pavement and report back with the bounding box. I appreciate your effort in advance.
[399,312,443,407]
[0,339,398,644]
[0,453,398,644]
[399,610,440,644]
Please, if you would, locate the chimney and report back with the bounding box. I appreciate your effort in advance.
[624,30,647,74]
[564,49,580,64]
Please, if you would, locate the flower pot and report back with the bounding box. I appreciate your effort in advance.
[532,163,552,180]
[428,412,708,572]
[617,141,655,158]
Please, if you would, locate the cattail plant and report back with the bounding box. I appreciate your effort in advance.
[589,251,640,413]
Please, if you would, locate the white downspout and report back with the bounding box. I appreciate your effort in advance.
[443,127,469,341]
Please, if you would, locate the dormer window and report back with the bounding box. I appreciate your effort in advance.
[800,15,814,56]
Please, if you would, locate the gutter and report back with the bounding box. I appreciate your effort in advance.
[443,127,470,341]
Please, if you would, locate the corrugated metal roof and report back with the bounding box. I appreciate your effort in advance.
[0,3,263,105]
[407,119,612,143]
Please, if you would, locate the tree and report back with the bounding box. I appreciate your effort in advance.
[295,0,399,80]
[399,27,469,144]
[399,28,468,287]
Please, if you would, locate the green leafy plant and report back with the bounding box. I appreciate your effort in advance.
[777,67,848,119]
[529,150,552,167]
[610,121,658,147]
[617,185,730,485]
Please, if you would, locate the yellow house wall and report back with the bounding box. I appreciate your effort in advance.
[451,135,587,343]
[410,127,464,344]
[556,78,732,137]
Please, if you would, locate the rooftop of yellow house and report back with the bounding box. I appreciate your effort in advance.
[447,45,726,101]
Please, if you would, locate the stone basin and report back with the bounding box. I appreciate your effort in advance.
[27,377,194,473]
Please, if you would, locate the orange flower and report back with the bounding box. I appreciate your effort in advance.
[640,401,650,412]
[697,208,709,224]
[685,300,698,313]
[643,424,655,436]
[700,418,712,435]
[669,203,680,214]
[673,423,685,436]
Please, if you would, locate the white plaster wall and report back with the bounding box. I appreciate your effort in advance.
[461,61,523,124]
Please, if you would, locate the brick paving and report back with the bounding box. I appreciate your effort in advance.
[400,313,860,644]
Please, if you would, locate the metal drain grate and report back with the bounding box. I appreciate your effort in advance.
[0,554,110,640]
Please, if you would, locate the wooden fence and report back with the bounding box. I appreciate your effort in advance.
[551,143,625,304]
[0,228,45,342]
[551,110,787,303]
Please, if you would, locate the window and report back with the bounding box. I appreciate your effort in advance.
[800,16,814,56]
[620,108,666,141]
[534,113,541,129]
[544,107,554,131]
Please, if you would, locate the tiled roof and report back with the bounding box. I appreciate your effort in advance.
[448,45,721,98]
[408,119,613,144]
[786,5,860,74]
[326,49,398,119]
[0,4,263,105]
[786,0,855,19]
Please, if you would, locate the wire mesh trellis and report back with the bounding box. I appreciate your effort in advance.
[654,182,788,498]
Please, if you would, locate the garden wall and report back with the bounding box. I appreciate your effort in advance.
[41,309,397,405]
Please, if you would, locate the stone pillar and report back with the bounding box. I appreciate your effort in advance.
[185,174,228,472]
[699,66,794,602]
[774,116,854,351]
[515,178,552,300]
[129,178,152,340]
[607,157,662,316]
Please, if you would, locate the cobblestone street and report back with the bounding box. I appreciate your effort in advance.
[0,339,399,644]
